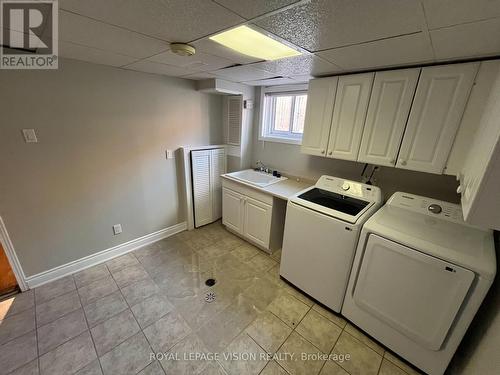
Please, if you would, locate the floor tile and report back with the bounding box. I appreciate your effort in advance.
[120,278,160,306]
[296,309,342,354]
[138,361,165,375]
[78,275,119,306]
[332,332,383,375]
[197,295,259,353]
[196,243,232,259]
[99,332,152,375]
[261,361,288,375]
[131,294,174,329]
[320,360,350,375]
[245,311,292,354]
[0,308,35,345]
[312,304,347,329]
[264,265,314,307]
[198,361,227,375]
[8,359,39,375]
[35,276,76,304]
[105,253,139,273]
[242,277,281,311]
[270,249,282,262]
[220,333,268,375]
[245,253,277,274]
[384,351,422,375]
[36,290,82,327]
[39,330,97,375]
[379,358,408,375]
[160,333,210,374]
[0,331,37,375]
[90,309,140,356]
[143,311,191,352]
[111,264,149,288]
[276,332,325,375]
[231,243,261,262]
[83,291,128,327]
[74,264,110,289]
[37,308,88,355]
[0,290,34,320]
[344,323,384,355]
[267,293,309,328]
[75,360,103,375]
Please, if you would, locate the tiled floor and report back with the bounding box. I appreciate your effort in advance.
[0,222,422,375]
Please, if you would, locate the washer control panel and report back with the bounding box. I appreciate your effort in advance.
[315,175,381,202]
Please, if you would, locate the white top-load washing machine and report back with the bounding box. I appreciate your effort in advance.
[342,192,496,375]
[280,175,382,312]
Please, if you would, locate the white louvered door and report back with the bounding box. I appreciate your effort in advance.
[191,150,213,228]
[210,148,226,221]
[227,96,242,145]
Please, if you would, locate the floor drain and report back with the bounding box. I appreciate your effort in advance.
[205,291,216,303]
[205,278,216,287]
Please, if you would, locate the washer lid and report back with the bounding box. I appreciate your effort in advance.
[364,195,496,280]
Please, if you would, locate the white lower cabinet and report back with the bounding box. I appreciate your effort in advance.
[222,180,285,252]
[243,196,272,248]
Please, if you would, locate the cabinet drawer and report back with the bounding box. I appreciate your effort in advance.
[221,178,274,206]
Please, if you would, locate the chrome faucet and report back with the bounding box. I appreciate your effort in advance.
[255,160,270,173]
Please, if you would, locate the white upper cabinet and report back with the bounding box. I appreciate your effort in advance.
[301,77,338,156]
[397,63,479,174]
[327,73,374,160]
[358,69,420,167]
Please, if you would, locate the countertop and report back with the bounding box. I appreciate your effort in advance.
[221,174,313,200]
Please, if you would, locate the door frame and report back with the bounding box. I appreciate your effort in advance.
[0,216,28,291]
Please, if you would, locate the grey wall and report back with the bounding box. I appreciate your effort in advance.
[0,58,222,276]
[251,88,460,203]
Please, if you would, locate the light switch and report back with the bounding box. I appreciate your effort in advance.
[113,224,122,235]
[22,129,38,143]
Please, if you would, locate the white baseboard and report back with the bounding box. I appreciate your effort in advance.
[25,222,187,289]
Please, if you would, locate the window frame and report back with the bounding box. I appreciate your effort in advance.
[259,84,309,145]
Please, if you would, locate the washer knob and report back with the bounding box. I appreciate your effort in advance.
[342,182,350,191]
[428,204,442,214]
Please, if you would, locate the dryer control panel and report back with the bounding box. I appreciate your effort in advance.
[388,192,463,222]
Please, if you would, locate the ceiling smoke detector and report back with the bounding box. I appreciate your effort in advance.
[170,43,196,57]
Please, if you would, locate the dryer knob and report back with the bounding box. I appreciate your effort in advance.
[342,182,350,191]
[428,204,442,214]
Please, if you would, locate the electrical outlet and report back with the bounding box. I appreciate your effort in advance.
[22,129,38,143]
[113,224,122,235]
[166,149,175,159]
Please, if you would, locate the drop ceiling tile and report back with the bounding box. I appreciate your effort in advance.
[422,0,500,30]
[59,0,245,42]
[191,38,263,64]
[122,60,195,77]
[214,0,300,19]
[148,50,233,72]
[250,54,342,77]
[255,0,425,51]
[59,41,138,67]
[212,65,277,81]
[59,11,168,58]
[317,32,435,70]
[431,18,500,60]
[242,77,298,86]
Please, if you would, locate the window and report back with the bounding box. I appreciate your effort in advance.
[260,85,308,144]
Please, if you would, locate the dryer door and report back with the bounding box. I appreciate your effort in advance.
[352,234,474,351]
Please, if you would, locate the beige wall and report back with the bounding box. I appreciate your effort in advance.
[251,87,460,202]
[0,58,222,276]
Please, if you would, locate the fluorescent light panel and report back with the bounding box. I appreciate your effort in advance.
[209,25,301,61]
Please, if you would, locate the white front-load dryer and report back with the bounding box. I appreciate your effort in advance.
[342,192,496,375]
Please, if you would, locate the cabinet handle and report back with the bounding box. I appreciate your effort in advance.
[328,151,333,155]
[400,160,407,166]
[320,149,325,154]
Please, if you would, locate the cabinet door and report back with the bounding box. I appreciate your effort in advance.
[191,150,212,228]
[358,69,420,166]
[327,73,374,160]
[301,77,338,156]
[222,188,244,234]
[210,148,226,221]
[243,196,272,249]
[397,63,479,174]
